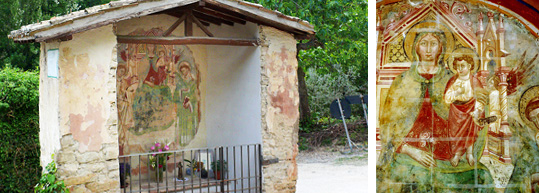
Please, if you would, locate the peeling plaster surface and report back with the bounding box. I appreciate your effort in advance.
[58,25,116,152]
[48,24,120,192]
[39,42,61,167]
[259,25,300,193]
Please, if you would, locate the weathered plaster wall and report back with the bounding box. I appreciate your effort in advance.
[52,24,120,192]
[206,43,262,189]
[258,26,300,193]
[205,23,261,149]
[39,41,61,167]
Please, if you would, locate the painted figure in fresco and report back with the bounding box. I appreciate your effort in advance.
[173,61,198,145]
[379,25,452,169]
[509,85,539,192]
[377,21,493,192]
[444,53,485,167]
[143,50,168,87]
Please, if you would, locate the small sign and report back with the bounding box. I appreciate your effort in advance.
[47,49,59,78]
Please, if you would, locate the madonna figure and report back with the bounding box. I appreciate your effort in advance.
[377,21,493,192]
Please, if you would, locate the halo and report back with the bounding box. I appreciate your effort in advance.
[404,21,455,62]
[447,47,479,74]
[519,85,539,130]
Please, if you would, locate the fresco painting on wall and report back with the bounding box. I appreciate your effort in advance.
[117,28,200,155]
[377,0,539,192]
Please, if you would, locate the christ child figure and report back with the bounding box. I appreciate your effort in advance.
[444,54,485,167]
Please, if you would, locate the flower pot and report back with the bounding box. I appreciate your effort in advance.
[215,171,222,180]
[151,167,165,183]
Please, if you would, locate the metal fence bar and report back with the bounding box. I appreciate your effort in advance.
[241,145,244,193]
[254,145,257,193]
[147,154,150,193]
[258,144,262,193]
[198,149,201,192]
[233,146,237,192]
[119,144,261,193]
[207,148,210,193]
[226,146,229,193]
[182,151,185,193]
[174,152,177,192]
[247,145,251,193]
[129,156,133,193]
[157,155,160,193]
[139,155,142,192]
[190,150,196,193]
[219,146,224,193]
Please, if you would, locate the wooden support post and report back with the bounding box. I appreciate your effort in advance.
[185,10,193,36]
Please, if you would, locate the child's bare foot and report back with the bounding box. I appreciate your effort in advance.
[466,153,476,166]
[466,145,475,166]
[450,153,461,167]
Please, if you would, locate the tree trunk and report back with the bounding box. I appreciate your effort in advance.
[296,38,322,123]
[297,66,311,123]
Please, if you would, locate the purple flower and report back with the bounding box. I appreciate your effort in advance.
[164,145,169,151]
[150,146,155,150]
[158,149,162,152]
[155,142,161,147]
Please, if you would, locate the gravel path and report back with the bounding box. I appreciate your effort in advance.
[296,147,368,193]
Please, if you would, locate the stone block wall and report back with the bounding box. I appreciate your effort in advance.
[258,25,300,193]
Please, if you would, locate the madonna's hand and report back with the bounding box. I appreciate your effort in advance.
[401,144,436,168]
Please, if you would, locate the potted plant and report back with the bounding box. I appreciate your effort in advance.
[184,159,204,177]
[211,160,228,180]
[148,142,171,183]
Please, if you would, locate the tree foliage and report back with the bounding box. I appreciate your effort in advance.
[0,67,40,192]
[247,0,367,90]
[0,0,112,70]
[247,0,367,123]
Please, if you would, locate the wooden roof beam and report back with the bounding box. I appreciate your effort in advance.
[193,11,234,26]
[117,36,259,46]
[195,7,247,25]
[203,3,249,21]
[197,17,221,26]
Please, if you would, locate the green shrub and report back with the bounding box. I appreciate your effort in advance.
[34,155,69,193]
[0,67,41,192]
[305,64,361,121]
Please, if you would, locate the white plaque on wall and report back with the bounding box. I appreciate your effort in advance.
[47,49,59,78]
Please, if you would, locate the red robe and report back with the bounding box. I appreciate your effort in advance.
[398,73,452,161]
[144,65,167,86]
[445,74,484,156]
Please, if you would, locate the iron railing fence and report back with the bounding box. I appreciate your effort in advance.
[119,144,262,193]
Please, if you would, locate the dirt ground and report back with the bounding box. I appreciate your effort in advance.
[296,146,368,193]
